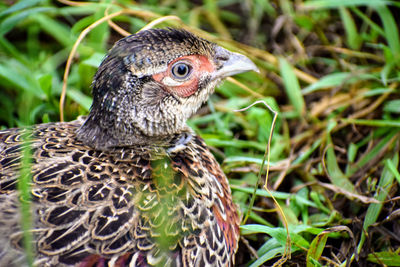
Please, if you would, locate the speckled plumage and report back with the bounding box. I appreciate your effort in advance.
[0,28,257,266]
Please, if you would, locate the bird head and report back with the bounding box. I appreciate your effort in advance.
[77,28,258,149]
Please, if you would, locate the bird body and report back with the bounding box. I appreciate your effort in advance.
[0,28,258,266]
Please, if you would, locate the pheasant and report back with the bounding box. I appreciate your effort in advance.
[0,28,258,266]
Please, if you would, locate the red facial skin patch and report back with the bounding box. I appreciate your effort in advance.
[152,55,215,98]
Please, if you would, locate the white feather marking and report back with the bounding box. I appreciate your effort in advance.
[162,76,184,86]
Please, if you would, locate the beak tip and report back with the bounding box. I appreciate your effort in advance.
[242,55,259,74]
[253,65,260,74]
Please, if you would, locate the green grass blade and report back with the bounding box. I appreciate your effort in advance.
[304,0,395,9]
[302,73,378,94]
[375,5,400,60]
[0,7,54,35]
[66,89,92,111]
[356,153,399,255]
[347,130,397,175]
[341,119,400,127]
[307,232,328,267]
[250,247,284,267]
[339,7,361,50]
[325,132,355,192]
[18,130,34,267]
[0,61,45,99]
[33,13,75,47]
[367,251,400,265]
[0,0,44,17]
[279,58,305,117]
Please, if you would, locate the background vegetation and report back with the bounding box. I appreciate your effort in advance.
[1,0,400,266]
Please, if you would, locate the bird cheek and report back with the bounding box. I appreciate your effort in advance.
[170,78,199,98]
[152,72,199,98]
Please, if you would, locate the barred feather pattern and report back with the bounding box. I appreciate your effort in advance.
[0,119,239,267]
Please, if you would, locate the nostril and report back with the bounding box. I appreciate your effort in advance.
[214,46,231,62]
[215,55,229,61]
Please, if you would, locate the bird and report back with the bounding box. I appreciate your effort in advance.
[0,28,258,266]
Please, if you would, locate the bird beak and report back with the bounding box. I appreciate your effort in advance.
[212,46,259,80]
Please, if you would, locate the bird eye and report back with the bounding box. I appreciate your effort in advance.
[171,62,192,79]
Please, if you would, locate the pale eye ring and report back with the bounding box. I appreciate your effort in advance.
[171,62,192,79]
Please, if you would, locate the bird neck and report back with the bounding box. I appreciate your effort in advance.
[76,107,192,151]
